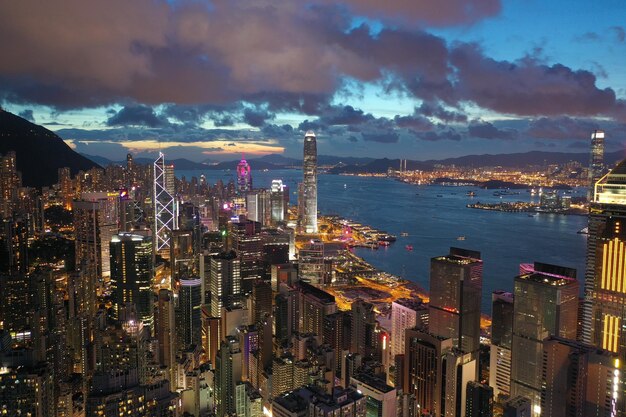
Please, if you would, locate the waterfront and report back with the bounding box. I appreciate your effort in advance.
[179,169,588,312]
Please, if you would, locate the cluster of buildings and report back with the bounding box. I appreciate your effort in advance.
[0,127,625,417]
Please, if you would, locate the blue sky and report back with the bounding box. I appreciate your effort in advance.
[1,0,625,161]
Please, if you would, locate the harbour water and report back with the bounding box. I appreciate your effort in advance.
[179,169,588,312]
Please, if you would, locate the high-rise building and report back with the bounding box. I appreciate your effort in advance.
[270,179,287,225]
[301,131,317,233]
[403,328,453,416]
[297,281,337,336]
[429,247,482,357]
[215,337,243,417]
[231,219,263,293]
[503,396,531,417]
[155,289,176,385]
[510,262,579,417]
[350,373,397,417]
[210,251,242,318]
[73,192,119,292]
[153,152,177,256]
[390,298,428,361]
[351,299,379,359]
[237,156,252,195]
[177,277,203,349]
[110,233,153,326]
[541,336,620,417]
[489,291,514,401]
[465,381,494,417]
[588,129,605,201]
[251,279,272,324]
[271,386,366,417]
[0,151,20,219]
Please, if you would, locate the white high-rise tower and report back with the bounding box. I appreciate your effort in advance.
[302,131,318,233]
[153,153,177,255]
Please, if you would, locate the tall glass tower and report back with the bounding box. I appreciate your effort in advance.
[302,131,317,233]
[236,156,252,194]
[588,129,605,200]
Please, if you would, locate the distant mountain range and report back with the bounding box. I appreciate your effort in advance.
[0,109,100,187]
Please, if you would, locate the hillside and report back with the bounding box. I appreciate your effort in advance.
[0,110,100,187]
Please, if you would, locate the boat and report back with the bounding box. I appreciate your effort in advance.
[457,236,466,241]
[378,234,397,242]
[436,194,443,198]
[405,245,414,251]
[466,191,476,197]
[378,241,391,247]
[400,232,409,237]
[577,227,589,235]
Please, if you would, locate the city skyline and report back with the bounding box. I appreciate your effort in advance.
[0,1,625,161]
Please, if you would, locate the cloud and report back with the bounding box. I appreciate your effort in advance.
[361,132,399,143]
[18,109,34,121]
[526,117,599,140]
[468,121,518,140]
[450,43,617,117]
[242,107,275,127]
[611,26,625,43]
[415,127,462,141]
[417,102,467,123]
[107,105,170,127]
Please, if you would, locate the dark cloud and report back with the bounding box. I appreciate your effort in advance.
[361,132,399,143]
[450,43,617,117]
[347,135,358,142]
[417,102,467,123]
[107,105,170,128]
[416,127,462,141]
[393,114,434,132]
[242,107,275,127]
[261,123,295,139]
[526,117,599,140]
[468,121,518,140]
[18,109,34,121]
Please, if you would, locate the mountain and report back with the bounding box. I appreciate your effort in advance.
[252,154,374,166]
[80,154,210,170]
[328,150,626,174]
[0,110,100,187]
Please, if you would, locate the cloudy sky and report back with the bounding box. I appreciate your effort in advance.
[1,0,625,161]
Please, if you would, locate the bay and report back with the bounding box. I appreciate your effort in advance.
[178,169,588,312]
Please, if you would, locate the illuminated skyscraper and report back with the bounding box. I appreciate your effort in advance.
[301,131,317,233]
[510,262,578,417]
[429,247,482,356]
[588,129,605,201]
[488,291,514,401]
[153,152,177,256]
[270,179,286,224]
[177,277,202,349]
[110,233,153,326]
[0,151,20,218]
[236,156,252,194]
[210,251,242,318]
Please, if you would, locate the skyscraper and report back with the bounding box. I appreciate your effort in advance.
[510,262,579,417]
[489,291,514,401]
[215,337,243,417]
[236,156,252,194]
[110,233,153,326]
[301,131,317,233]
[429,247,482,356]
[177,277,202,349]
[588,129,605,201]
[465,381,494,417]
[210,251,242,318]
[153,152,177,256]
[390,298,428,361]
[270,179,286,225]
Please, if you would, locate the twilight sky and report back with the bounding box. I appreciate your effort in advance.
[1,0,625,162]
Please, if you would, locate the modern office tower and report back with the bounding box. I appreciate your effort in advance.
[210,251,242,318]
[489,291,514,401]
[110,233,153,326]
[275,284,299,344]
[153,152,177,256]
[270,179,287,224]
[324,311,348,376]
[301,131,318,234]
[299,239,327,284]
[586,159,626,346]
[390,298,428,360]
[237,156,252,194]
[215,337,243,417]
[170,229,194,281]
[272,355,296,398]
[231,218,263,293]
[351,299,378,359]
[510,263,579,417]
[94,320,149,384]
[297,281,337,336]
[350,373,397,417]
[588,129,605,201]
[541,336,620,417]
[403,328,453,416]
[177,277,203,349]
[73,192,119,290]
[236,325,259,382]
[466,381,494,417]
[271,263,298,291]
[251,280,272,324]
[0,151,20,219]
[503,396,531,417]
[429,247,482,356]
[246,189,269,225]
[155,289,176,383]
[3,214,29,275]
[272,386,366,417]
